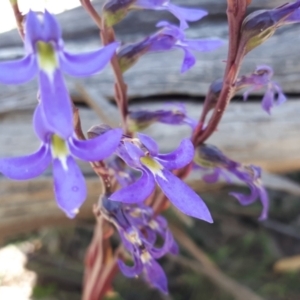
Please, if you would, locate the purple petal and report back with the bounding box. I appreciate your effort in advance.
[203,169,220,183]
[273,83,287,105]
[243,86,256,101]
[69,128,122,161]
[124,142,144,162]
[110,169,155,203]
[144,260,168,294]
[25,10,42,47]
[39,70,73,139]
[185,39,224,52]
[258,186,269,221]
[33,105,52,142]
[157,138,194,170]
[53,156,87,218]
[169,240,179,255]
[155,169,213,222]
[261,88,274,114]
[0,55,37,84]
[137,133,158,156]
[0,145,51,180]
[167,4,207,29]
[42,10,62,41]
[180,47,196,73]
[60,42,119,77]
[230,184,258,205]
[149,230,174,259]
[118,256,143,277]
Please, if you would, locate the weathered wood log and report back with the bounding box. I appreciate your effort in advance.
[1,169,300,243]
[0,177,103,241]
[0,0,299,112]
[1,99,300,173]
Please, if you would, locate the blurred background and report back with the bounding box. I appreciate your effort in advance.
[1,0,300,299]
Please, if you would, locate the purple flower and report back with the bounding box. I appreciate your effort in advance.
[110,133,213,222]
[118,21,224,73]
[194,144,269,220]
[0,10,118,138]
[132,0,207,29]
[0,106,122,218]
[100,197,177,294]
[103,0,207,29]
[237,65,286,114]
[128,103,196,131]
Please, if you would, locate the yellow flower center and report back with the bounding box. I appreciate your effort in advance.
[36,41,58,74]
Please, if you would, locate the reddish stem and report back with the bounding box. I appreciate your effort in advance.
[193,0,249,145]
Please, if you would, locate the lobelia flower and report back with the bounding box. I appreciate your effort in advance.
[118,21,224,73]
[0,105,122,218]
[127,103,197,132]
[110,133,213,222]
[100,196,177,293]
[194,144,269,220]
[0,10,118,139]
[237,65,286,114]
[103,0,207,29]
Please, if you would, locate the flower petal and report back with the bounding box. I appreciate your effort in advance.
[33,105,52,142]
[69,128,122,161]
[230,184,258,205]
[261,88,274,114]
[0,145,51,180]
[149,230,174,259]
[155,169,213,223]
[137,133,158,156]
[39,70,73,139]
[118,255,143,277]
[167,4,207,29]
[25,10,42,47]
[0,55,37,84]
[157,138,194,170]
[185,39,224,52]
[258,186,269,221]
[144,260,168,294]
[110,169,155,203]
[53,156,87,218]
[180,47,196,73]
[60,42,119,77]
[203,169,220,183]
[43,10,62,41]
[124,141,144,162]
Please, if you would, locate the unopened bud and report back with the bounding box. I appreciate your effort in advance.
[102,0,136,26]
[87,124,113,139]
[117,39,152,72]
[241,2,300,54]
[194,144,238,169]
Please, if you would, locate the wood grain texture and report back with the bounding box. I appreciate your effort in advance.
[0,0,299,109]
[1,99,300,173]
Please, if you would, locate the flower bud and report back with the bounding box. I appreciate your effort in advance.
[87,124,113,139]
[102,0,136,26]
[117,39,152,72]
[241,2,300,54]
[194,144,238,169]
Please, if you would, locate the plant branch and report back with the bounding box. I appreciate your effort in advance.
[9,0,24,40]
[194,0,249,145]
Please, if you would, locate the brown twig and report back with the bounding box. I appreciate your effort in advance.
[171,225,264,300]
[9,0,24,40]
[194,0,249,145]
[80,0,129,133]
[75,83,117,128]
